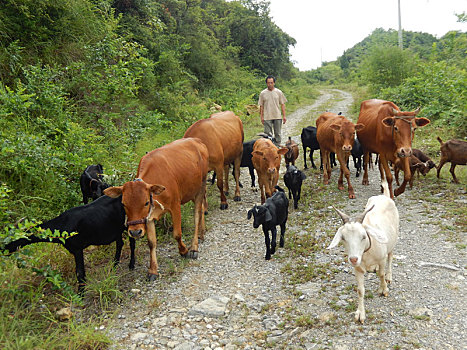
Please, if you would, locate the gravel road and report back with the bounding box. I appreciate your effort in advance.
[103,89,466,350]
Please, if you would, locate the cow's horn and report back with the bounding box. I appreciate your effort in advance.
[333,206,350,224]
[392,108,399,116]
[414,106,421,115]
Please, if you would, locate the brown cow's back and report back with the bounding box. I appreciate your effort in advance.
[183,110,244,209]
[137,138,209,206]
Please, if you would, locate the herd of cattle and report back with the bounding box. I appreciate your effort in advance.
[5,99,466,322]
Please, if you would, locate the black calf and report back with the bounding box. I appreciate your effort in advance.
[301,126,336,170]
[346,138,364,177]
[80,164,110,204]
[5,195,134,293]
[247,186,289,260]
[283,165,306,209]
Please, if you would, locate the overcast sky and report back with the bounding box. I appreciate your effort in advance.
[267,0,467,71]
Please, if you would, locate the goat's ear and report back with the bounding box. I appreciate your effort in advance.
[301,172,307,180]
[247,209,253,220]
[327,229,342,249]
[104,186,123,198]
[363,224,389,244]
[265,209,273,222]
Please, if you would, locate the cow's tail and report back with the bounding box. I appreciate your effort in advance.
[381,179,390,198]
[436,136,444,145]
[274,185,285,193]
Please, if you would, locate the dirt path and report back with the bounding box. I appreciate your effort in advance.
[105,89,466,350]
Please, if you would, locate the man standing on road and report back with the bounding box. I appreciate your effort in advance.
[258,75,287,146]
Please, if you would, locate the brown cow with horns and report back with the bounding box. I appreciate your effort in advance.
[104,138,209,280]
[316,112,365,199]
[357,99,430,198]
[184,111,244,210]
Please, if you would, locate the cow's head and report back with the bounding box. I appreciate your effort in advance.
[253,146,288,175]
[382,107,430,158]
[330,121,365,152]
[247,204,271,228]
[104,179,166,239]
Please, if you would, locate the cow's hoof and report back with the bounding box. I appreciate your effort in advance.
[147,273,159,282]
[129,263,135,270]
[362,180,369,185]
[185,251,198,259]
[265,255,271,260]
[233,196,241,202]
[349,194,356,199]
[220,203,228,210]
[394,188,403,197]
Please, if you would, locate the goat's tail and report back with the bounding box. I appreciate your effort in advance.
[381,179,391,198]
[274,185,285,193]
[436,136,444,145]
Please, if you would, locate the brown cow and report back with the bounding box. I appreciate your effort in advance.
[357,99,430,198]
[252,138,288,204]
[284,136,299,167]
[184,111,244,210]
[316,112,365,199]
[104,138,209,280]
[436,136,467,183]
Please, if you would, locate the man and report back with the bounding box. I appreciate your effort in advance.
[258,75,287,146]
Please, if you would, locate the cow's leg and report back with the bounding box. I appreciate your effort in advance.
[129,237,136,270]
[394,157,410,197]
[73,250,86,294]
[248,165,256,187]
[322,150,330,184]
[258,177,266,204]
[146,220,160,280]
[215,165,228,210]
[310,149,317,169]
[362,152,370,185]
[337,152,345,190]
[449,164,459,183]
[189,187,206,256]
[113,237,124,268]
[223,164,230,196]
[270,227,277,255]
[303,146,308,169]
[341,152,355,199]
[233,156,242,201]
[379,156,395,199]
[263,228,271,260]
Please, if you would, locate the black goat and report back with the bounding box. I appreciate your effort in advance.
[283,165,306,209]
[80,164,110,204]
[5,195,134,293]
[247,186,289,260]
[301,126,336,170]
[346,138,364,177]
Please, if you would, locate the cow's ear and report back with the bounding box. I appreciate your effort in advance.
[382,117,395,127]
[329,124,341,132]
[149,184,165,195]
[265,209,273,222]
[327,228,342,249]
[252,150,263,157]
[104,186,123,198]
[415,117,430,127]
[277,148,288,155]
[301,172,307,180]
[354,123,365,131]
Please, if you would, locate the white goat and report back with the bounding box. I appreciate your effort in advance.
[327,180,399,323]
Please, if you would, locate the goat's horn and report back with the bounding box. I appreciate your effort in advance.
[333,206,350,224]
[356,204,375,224]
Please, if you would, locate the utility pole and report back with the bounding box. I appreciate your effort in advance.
[398,0,403,49]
